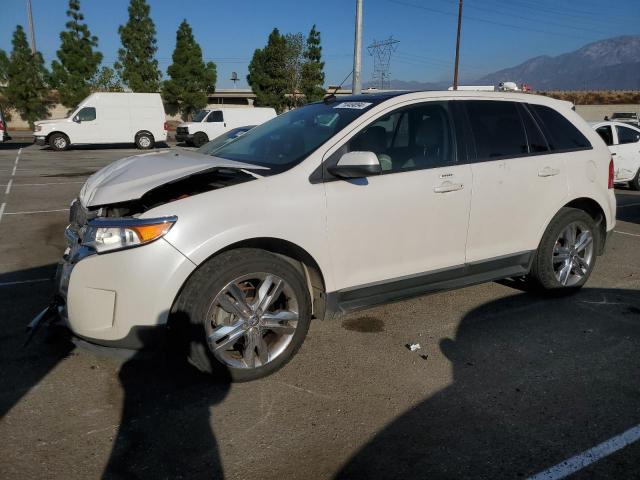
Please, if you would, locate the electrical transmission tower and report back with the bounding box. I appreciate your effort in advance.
[367,37,399,90]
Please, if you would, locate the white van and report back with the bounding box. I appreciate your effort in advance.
[175,107,276,146]
[33,93,167,151]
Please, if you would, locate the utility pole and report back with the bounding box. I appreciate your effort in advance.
[368,37,399,90]
[452,0,463,90]
[352,0,363,95]
[26,0,37,54]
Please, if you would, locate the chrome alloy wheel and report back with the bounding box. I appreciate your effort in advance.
[54,136,68,149]
[138,135,151,148]
[205,273,299,369]
[552,221,594,287]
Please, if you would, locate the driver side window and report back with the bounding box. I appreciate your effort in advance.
[346,102,455,173]
[76,107,96,122]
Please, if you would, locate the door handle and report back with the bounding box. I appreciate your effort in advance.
[434,181,464,193]
[538,167,560,177]
[611,152,617,156]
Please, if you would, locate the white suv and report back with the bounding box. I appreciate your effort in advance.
[55,91,616,381]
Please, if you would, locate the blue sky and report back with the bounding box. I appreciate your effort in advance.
[1,0,639,88]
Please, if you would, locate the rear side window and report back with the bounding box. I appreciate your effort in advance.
[528,104,591,151]
[596,126,614,146]
[465,101,527,160]
[518,104,549,153]
[616,126,640,144]
[207,111,224,122]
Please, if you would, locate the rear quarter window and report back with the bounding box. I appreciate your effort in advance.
[528,104,591,151]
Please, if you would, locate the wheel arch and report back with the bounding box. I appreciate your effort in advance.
[135,129,154,140]
[540,197,608,255]
[172,237,328,322]
[46,131,70,143]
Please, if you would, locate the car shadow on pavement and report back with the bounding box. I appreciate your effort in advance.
[335,288,640,480]
[37,142,170,152]
[0,141,33,150]
[616,191,640,225]
[0,264,74,419]
[102,313,231,480]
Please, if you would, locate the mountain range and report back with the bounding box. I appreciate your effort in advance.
[378,35,640,91]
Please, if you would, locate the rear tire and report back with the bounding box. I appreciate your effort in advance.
[192,132,208,147]
[135,132,154,149]
[630,169,640,191]
[529,208,598,293]
[49,133,69,151]
[170,248,311,382]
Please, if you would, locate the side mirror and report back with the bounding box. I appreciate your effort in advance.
[73,115,81,123]
[327,151,382,179]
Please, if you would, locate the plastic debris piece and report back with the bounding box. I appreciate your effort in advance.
[408,343,421,352]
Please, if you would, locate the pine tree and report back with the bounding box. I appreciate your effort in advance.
[5,26,50,127]
[301,25,325,103]
[247,28,288,113]
[50,0,102,109]
[91,66,124,92]
[0,49,9,86]
[163,20,217,120]
[116,0,161,92]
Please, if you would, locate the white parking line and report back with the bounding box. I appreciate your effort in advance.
[0,181,84,187]
[0,202,5,224]
[4,208,69,215]
[617,202,640,209]
[527,424,640,480]
[0,278,51,287]
[4,179,13,195]
[615,230,640,238]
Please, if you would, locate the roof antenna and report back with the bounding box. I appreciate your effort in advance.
[324,70,354,104]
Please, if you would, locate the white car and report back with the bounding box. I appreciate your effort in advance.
[33,93,167,151]
[53,91,615,381]
[593,121,640,190]
[175,107,276,147]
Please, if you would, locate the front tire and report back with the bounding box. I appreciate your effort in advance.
[171,249,311,382]
[49,133,69,151]
[135,132,154,149]
[630,169,640,191]
[529,208,598,292]
[192,132,208,147]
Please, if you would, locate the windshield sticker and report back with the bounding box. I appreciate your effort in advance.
[333,102,373,110]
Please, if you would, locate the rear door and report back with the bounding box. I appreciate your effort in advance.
[612,124,640,181]
[463,100,569,262]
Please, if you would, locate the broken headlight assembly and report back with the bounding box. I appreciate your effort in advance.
[81,216,177,254]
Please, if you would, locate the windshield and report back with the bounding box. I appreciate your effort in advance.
[197,127,253,155]
[212,101,379,172]
[192,110,209,122]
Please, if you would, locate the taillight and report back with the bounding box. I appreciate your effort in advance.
[608,157,614,189]
[0,121,4,131]
[163,121,168,131]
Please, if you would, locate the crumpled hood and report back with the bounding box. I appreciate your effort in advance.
[79,149,266,207]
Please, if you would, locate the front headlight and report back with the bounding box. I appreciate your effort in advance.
[35,125,42,132]
[81,216,177,254]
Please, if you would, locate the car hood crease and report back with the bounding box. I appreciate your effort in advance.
[79,149,267,207]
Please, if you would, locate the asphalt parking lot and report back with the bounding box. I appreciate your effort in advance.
[0,140,639,479]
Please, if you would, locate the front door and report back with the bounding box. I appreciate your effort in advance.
[70,106,100,144]
[324,101,472,292]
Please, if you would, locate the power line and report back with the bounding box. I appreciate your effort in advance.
[387,0,595,40]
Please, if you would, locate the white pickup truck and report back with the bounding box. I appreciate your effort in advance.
[175,107,276,147]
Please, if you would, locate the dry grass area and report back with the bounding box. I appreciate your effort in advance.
[539,90,640,105]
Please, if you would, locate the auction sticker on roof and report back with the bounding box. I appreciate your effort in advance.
[333,102,373,109]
